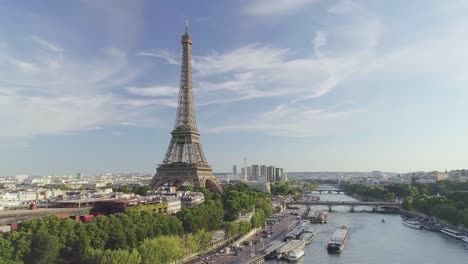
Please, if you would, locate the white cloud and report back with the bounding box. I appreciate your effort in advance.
[328,0,364,15]
[193,44,289,75]
[313,31,327,57]
[136,2,382,137]
[30,35,64,52]
[7,56,39,74]
[207,103,356,137]
[243,0,317,16]
[192,36,373,105]
[119,98,177,108]
[136,50,180,65]
[0,91,122,138]
[126,85,178,97]
[0,34,162,139]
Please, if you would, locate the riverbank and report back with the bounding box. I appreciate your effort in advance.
[183,212,299,264]
[346,191,468,234]
[297,192,468,264]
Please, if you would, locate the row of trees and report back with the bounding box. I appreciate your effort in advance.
[112,185,151,196]
[176,200,224,233]
[0,211,212,264]
[342,182,468,227]
[0,183,274,264]
[222,183,272,221]
[341,183,400,201]
[224,221,252,238]
[270,181,304,197]
[403,192,468,227]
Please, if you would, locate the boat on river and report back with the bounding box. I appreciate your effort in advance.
[286,249,305,261]
[441,227,464,239]
[327,225,349,254]
[285,220,310,240]
[462,236,468,243]
[299,230,316,245]
[316,211,328,224]
[277,239,305,259]
[420,222,442,231]
[402,219,421,229]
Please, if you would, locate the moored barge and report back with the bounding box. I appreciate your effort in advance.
[327,225,349,254]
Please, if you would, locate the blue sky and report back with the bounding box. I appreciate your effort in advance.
[1,0,468,176]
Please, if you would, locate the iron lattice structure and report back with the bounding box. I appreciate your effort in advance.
[151,24,223,193]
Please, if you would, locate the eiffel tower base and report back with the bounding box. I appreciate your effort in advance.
[151,164,223,193]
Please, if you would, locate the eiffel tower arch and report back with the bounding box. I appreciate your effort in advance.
[151,21,223,193]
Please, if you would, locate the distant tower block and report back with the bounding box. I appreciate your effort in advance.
[151,22,223,193]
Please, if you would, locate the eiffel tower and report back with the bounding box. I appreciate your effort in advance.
[151,21,223,193]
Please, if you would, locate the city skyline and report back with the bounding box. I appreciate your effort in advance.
[1,1,468,175]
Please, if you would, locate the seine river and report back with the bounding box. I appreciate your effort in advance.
[272,192,468,264]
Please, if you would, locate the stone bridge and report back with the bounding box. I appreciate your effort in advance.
[287,200,401,212]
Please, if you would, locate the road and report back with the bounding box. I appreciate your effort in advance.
[195,210,298,264]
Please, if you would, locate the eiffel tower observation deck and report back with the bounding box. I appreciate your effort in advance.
[151,21,223,193]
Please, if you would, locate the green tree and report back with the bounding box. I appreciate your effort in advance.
[238,221,251,236]
[132,185,151,196]
[24,230,60,264]
[463,210,468,227]
[85,248,141,264]
[139,236,183,264]
[402,196,413,210]
[0,234,14,263]
[69,222,92,263]
[224,221,239,238]
[184,233,200,253]
[194,229,212,254]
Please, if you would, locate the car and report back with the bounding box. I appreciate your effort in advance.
[235,245,245,251]
[244,240,253,246]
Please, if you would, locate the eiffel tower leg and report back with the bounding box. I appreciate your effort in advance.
[151,175,183,190]
[193,179,203,188]
[205,179,223,193]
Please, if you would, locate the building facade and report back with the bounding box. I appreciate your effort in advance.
[251,165,260,181]
[267,166,276,182]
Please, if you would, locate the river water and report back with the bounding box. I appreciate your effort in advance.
[272,192,468,264]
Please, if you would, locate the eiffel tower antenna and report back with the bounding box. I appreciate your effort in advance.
[151,21,223,193]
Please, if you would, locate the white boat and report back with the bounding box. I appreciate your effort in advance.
[276,239,305,259]
[299,231,315,245]
[286,249,305,261]
[441,228,464,239]
[402,219,421,229]
[462,236,468,243]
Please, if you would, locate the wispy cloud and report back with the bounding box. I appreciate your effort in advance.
[30,35,64,52]
[328,0,365,15]
[0,34,157,139]
[120,98,177,108]
[207,103,357,137]
[193,44,289,75]
[126,85,178,97]
[243,0,318,16]
[6,56,39,74]
[136,1,382,137]
[136,50,180,65]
